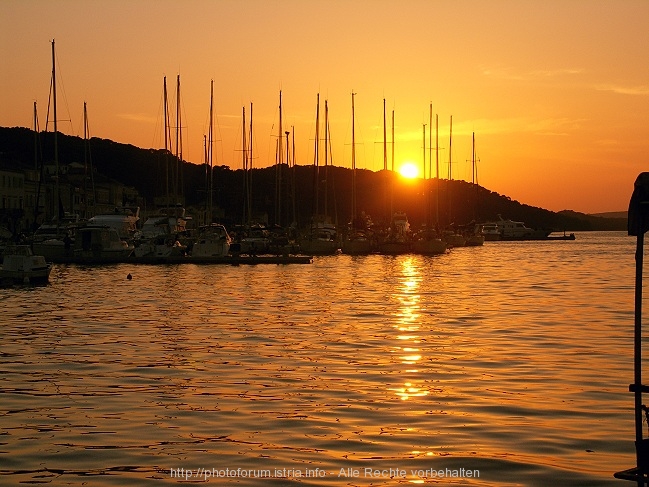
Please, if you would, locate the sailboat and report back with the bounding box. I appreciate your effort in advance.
[465,132,485,246]
[299,94,339,255]
[442,115,466,248]
[342,92,373,255]
[378,101,412,255]
[412,104,447,255]
[32,40,79,263]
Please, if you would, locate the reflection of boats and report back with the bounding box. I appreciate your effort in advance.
[191,224,231,258]
[74,226,134,262]
[0,245,52,285]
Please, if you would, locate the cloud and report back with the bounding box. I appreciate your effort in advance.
[481,65,583,81]
[594,84,649,96]
[458,117,586,136]
[116,113,157,124]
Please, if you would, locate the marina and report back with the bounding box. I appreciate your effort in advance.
[0,231,638,485]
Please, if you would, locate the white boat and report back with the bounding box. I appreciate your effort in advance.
[482,215,550,240]
[134,206,190,258]
[0,245,52,285]
[133,234,187,259]
[74,226,134,262]
[300,221,339,255]
[481,222,501,241]
[88,206,140,240]
[191,224,231,258]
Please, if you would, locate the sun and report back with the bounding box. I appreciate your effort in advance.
[399,162,419,179]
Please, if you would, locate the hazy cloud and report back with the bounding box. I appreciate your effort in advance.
[594,84,649,96]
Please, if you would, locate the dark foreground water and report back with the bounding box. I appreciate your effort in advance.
[0,232,641,485]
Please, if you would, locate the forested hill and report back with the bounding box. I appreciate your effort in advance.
[0,126,626,231]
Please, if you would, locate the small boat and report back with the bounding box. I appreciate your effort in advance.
[481,215,551,240]
[481,222,501,241]
[88,206,140,240]
[378,212,412,255]
[191,224,232,258]
[342,230,374,255]
[299,221,340,255]
[412,229,447,255]
[73,225,134,263]
[0,245,52,285]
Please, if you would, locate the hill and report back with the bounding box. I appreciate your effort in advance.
[0,126,625,232]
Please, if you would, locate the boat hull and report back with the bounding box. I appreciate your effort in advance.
[412,238,447,255]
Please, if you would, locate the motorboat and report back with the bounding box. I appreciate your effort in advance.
[341,230,374,255]
[412,230,447,255]
[482,215,550,240]
[377,212,412,255]
[73,225,134,263]
[88,206,140,240]
[299,221,340,255]
[191,224,232,258]
[0,245,51,285]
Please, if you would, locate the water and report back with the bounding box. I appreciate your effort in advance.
[0,231,641,485]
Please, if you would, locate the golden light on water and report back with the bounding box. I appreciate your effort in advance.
[391,257,429,401]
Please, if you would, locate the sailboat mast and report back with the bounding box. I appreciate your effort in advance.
[242,106,247,224]
[208,79,214,224]
[33,102,38,171]
[175,74,182,202]
[429,103,433,228]
[276,91,283,227]
[448,115,453,225]
[163,76,169,206]
[351,92,356,225]
[435,114,439,226]
[390,109,395,218]
[423,123,427,228]
[51,39,59,221]
[313,93,320,220]
[291,127,296,226]
[383,98,388,222]
[249,102,253,226]
[324,99,329,221]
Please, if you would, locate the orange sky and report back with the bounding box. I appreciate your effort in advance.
[2,0,648,214]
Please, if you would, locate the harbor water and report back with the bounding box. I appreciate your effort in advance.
[0,231,641,485]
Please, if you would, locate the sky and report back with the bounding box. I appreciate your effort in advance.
[2,0,648,214]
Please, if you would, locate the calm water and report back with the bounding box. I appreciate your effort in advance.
[0,231,642,485]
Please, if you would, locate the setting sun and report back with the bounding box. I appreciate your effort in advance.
[399,162,419,179]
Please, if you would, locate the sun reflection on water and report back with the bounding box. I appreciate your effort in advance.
[390,257,430,401]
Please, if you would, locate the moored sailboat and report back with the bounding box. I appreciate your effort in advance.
[342,92,373,255]
[412,104,447,255]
